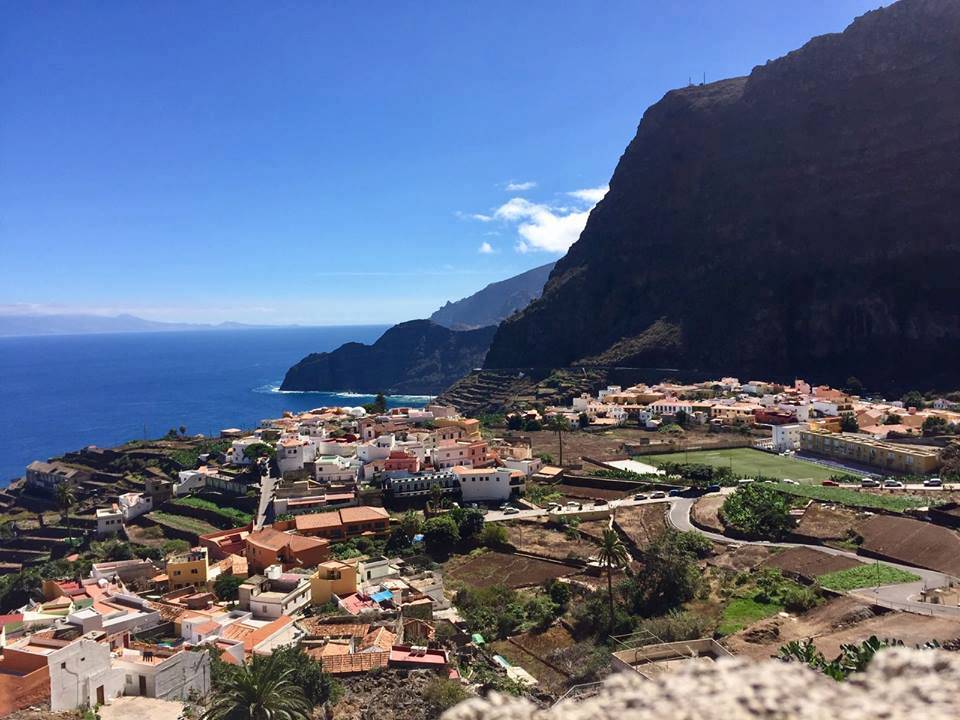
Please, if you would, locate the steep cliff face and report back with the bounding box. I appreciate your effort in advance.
[484,0,960,391]
[280,320,496,395]
[430,262,556,330]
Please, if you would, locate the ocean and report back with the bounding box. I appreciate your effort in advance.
[0,326,433,485]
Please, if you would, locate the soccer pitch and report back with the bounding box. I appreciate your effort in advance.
[641,447,838,482]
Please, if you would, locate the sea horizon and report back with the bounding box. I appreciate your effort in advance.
[0,324,431,485]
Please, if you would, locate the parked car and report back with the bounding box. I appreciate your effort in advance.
[651,491,667,499]
[502,507,520,515]
[782,479,800,485]
[860,479,880,488]
[883,480,904,488]
[705,484,722,493]
[633,493,648,501]
[668,488,684,497]
[565,501,582,509]
[821,480,840,487]
[593,498,608,506]
[924,478,943,487]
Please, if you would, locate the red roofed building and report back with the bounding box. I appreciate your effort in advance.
[199,525,251,560]
[388,645,449,670]
[245,528,330,573]
[290,506,390,541]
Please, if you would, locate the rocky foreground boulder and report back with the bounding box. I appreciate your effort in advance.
[444,648,960,720]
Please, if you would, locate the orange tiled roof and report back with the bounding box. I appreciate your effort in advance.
[317,650,389,674]
[295,513,342,532]
[339,506,389,524]
[242,616,292,652]
[300,619,369,639]
[360,626,396,652]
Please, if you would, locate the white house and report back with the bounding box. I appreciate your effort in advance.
[572,393,593,412]
[357,434,395,463]
[112,645,210,700]
[46,635,125,710]
[237,566,311,620]
[315,455,359,484]
[597,386,622,401]
[453,466,524,503]
[117,492,152,522]
[780,403,811,422]
[277,437,312,474]
[225,436,264,466]
[502,457,543,477]
[96,506,123,537]
[772,424,801,452]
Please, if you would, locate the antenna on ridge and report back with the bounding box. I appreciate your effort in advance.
[702,71,706,85]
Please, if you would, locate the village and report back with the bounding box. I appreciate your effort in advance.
[1,377,959,719]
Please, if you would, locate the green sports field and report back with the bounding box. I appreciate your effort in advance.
[641,447,838,483]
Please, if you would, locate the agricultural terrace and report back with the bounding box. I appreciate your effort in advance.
[816,563,921,591]
[642,448,837,482]
[444,550,577,590]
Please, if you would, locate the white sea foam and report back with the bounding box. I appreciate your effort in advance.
[253,383,433,402]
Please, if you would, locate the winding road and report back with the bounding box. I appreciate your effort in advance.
[488,492,960,618]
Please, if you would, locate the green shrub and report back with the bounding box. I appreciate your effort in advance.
[423,678,470,715]
[720,484,795,540]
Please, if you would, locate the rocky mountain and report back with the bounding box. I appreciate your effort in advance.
[430,261,556,330]
[280,263,556,395]
[483,0,960,393]
[279,320,497,395]
[0,313,271,337]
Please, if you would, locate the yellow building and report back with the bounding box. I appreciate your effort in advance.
[166,547,211,591]
[434,417,482,441]
[309,559,358,604]
[709,403,762,424]
[799,429,942,474]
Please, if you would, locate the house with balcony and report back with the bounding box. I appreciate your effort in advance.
[238,566,312,620]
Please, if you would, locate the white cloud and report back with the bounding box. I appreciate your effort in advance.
[478,241,495,254]
[567,185,609,204]
[460,182,607,254]
[505,180,537,192]
[491,195,594,254]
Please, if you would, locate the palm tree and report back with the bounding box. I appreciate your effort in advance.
[202,653,310,720]
[596,528,629,636]
[548,415,568,466]
[55,481,76,540]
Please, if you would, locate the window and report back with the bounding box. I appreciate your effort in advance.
[61,662,67,670]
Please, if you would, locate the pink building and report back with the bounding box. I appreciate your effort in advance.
[432,440,493,470]
[384,451,420,474]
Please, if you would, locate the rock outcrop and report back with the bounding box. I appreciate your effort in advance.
[430,262,556,330]
[279,320,496,395]
[444,648,960,720]
[484,0,960,393]
[282,263,553,396]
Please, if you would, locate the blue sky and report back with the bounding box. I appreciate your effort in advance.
[0,1,883,325]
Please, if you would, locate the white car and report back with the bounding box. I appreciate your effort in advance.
[650,491,666,499]
[782,479,800,485]
[502,507,520,515]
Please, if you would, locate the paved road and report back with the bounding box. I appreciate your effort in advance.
[254,470,277,531]
[491,492,960,618]
[669,496,960,617]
